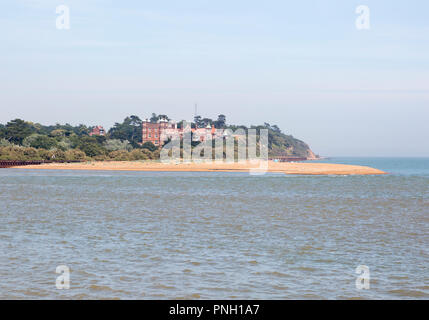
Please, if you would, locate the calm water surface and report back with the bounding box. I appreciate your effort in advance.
[0,157,428,299]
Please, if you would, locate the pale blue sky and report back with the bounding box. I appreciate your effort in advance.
[0,0,428,156]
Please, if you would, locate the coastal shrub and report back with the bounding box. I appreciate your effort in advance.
[49,129,66,137]
[37,149,51,161]
[92,154,108,161]
[56,138,73,151]
[77,137,106,157]
[0,139,13,147]
[23,147,40,160]
[129,149,151,160]
[65,149,86,161]
[0,146,41,161]
[23,134,58,150]
[0,146,19,160]
[48,149,66,161]
[150,149,160,160]
[108,150,131,161]
[104,139,132,152]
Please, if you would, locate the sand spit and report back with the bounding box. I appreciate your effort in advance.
[13,161,387,175]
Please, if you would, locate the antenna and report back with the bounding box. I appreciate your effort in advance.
[194,103,198,119]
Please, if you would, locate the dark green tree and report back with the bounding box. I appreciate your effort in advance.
[75,136,106,157]
[0,124,5,139]
[157,114,169,121]
[214,114,226,128]
[73,124,90,136]
[108,115,142,147]
[271,124,281,133]
[150,113,158,123]
[4,119,35,145]
[194,115,202,128]
[148,113,170,123]
[201,118,213,127]
[141,142,157,152]
[26,135,58,149]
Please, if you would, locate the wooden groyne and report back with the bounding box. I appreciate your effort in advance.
[0,160,46,168]
[268,156,308,162]
[0,160,82,168]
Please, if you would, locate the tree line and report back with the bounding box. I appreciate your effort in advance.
[0,116,157,162]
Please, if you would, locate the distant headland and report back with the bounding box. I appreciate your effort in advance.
[0,114,318,162]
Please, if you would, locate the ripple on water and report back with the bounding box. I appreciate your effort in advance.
[388,289,428,298]
[89,285,115,292]
[0,167,428,299]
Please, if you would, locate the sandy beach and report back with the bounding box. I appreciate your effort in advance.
[13,161,387,175]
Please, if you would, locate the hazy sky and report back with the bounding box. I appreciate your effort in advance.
[1,0,428,156]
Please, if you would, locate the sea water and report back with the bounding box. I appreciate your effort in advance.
[0,157,427,299]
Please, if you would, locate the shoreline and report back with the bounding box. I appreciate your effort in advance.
[12,160,387,175]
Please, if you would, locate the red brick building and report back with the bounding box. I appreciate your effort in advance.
[89,126,105,136]
[142,118,224,148]
[142,119,171,147]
